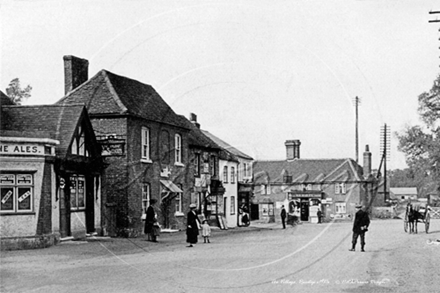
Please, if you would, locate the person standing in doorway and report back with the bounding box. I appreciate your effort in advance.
[281,205,287,229]
[186,204,201,247]
[349,204,370,252]
[144,199,158,242]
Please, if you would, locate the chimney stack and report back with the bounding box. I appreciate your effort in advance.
[189,113,200,128]
[363,145,372,177]
[64,55,89,95]
[285,139,301,160]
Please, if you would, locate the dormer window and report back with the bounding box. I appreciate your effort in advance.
[70,124,89,157]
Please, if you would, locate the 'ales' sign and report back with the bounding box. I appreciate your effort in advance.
[0,144,44,155]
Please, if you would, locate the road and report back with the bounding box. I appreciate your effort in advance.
[1,219,439,293]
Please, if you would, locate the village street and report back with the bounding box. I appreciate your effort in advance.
[1,218,439,293]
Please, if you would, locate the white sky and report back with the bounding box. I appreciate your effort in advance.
[2,0,439,170]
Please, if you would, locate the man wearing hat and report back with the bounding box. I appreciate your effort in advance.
[186,203,201,247]
[349,204,370,252]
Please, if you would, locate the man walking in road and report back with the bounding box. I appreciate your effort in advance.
[281,205,287,229]
[349,204,370,252]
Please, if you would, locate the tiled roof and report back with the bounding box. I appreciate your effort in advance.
[253,158,363,184]
[178,115,220,150]
[1,104,86,156]
[0,91,15,106]
[201,130,253,160]
[56,70,189,130]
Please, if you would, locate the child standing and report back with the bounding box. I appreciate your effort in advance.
[201,220,211,243]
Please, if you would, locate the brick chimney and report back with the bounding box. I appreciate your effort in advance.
[363,144,372,177]
[285,139,301,160]
[189,113,200,128]
[64,55,89,95]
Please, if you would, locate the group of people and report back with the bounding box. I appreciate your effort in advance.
[143,202,211,246]
[145,200,370,252]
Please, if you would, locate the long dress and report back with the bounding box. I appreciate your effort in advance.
[186,210,200,244]
[144,205,156,239]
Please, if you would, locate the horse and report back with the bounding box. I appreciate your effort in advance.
[407,203,423,234]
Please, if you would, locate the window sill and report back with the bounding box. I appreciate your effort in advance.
[141,158,153,164]
[175,212,184,217]
[0,212,35,216]
[174,162,184,167]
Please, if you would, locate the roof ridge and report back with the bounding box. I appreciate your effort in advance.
[2,103,85,108]
[102,70,129,113]
[57,70,104,104]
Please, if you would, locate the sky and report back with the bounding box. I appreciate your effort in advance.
[1,0,440,170]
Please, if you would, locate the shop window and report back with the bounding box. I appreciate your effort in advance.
[230,196,235,215]
[231,167,235,184]
[70,175,86,211]
[0,173,34,213]
[141,127,150,161]
[175,134,182,164]
[335,202,346,214]
[223,166,228,183]
[335,183,346,194]
[141,183,151,217]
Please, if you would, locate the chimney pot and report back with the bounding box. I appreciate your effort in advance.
[188,112,200,128]
[64,55,89,95]
[285,139,301,160]
[363,144,372,177]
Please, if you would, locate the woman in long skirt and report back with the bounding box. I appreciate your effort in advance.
[186,204,200,247]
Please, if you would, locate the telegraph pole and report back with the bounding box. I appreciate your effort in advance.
[429,10,440,65]
[353,96,361,163]
[380,124,390,202]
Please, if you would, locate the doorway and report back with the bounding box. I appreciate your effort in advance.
[300,199,309,221]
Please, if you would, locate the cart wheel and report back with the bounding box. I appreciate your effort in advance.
[404,220,408,233]
[425,213,430,234]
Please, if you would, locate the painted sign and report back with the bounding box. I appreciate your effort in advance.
[0,144,44,155]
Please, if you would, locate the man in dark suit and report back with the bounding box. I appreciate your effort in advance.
[349,204,370,252]
[281,205,287,229]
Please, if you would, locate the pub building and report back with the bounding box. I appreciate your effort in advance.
[252,140,374,224]
[1,93,103,250]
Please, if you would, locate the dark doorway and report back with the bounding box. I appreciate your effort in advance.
[85,176,95,233]
[59,178,71,238]
[300,199,309,221]
[250,203,259,220]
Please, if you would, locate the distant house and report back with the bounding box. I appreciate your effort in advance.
[201,129,253,227]
[1,94,103,249]
[252,141,376,223]
[390,187,418,202]
[56,55,191,236]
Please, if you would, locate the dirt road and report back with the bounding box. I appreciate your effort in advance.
[1,219,439,293]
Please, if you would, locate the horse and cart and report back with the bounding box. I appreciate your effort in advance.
[403,202,431,234]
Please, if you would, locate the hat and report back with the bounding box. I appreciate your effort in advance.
[355,204,363,208]
[189,203,197,209]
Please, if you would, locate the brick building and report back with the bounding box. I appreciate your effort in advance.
[252,140,376,223]
[56,56,191,236]
[1,92,103,249]
[181,113,226,227]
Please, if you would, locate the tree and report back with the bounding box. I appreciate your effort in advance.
[5,78,32,105]
[396,74,440,195]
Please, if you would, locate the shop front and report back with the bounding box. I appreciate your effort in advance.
[287,190,323,223]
